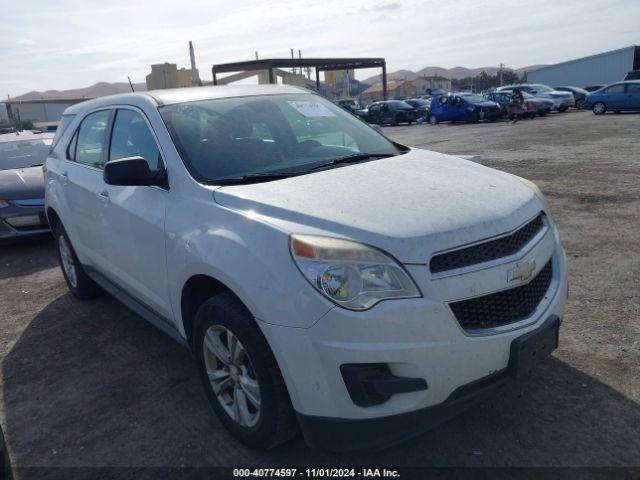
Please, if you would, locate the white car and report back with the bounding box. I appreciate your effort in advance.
[45,85,567,451]
[499,84,574,112]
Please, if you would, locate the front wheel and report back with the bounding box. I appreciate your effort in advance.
[194,293,296,449]
[575,99,585,109]
[429,114,438,125]
[592,102,607,115]
[54,224,102,300]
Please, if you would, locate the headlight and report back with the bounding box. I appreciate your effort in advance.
[290,235,421,311]
[0,200,9,209]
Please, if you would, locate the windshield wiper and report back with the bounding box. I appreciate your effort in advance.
[207,171,302,186]
[306,153,397,172]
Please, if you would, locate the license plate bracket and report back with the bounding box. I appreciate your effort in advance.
[508,316,559,379]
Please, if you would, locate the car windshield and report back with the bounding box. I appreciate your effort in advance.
[160,94,400,184]
[406,99,429,106]
[460,94,485,103]
[0,137,53,171]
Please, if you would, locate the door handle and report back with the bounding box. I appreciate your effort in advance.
[98,190,110,204]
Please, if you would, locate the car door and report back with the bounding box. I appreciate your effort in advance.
[368,103,381,123]
[625,83,640,109]
[62,109,112,268]
[450,96,467,121]
[96,107,172,319]
[603,83,626,109]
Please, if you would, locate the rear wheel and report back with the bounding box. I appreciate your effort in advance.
[54,224,102,300]
[592,102,607,115]
[194,293,296,449]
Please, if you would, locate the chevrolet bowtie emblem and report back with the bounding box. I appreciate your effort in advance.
[508,259,536,283]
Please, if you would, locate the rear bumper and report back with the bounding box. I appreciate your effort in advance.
[297,315,560,451]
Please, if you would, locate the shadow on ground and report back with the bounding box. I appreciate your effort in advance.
[2,293,639,468]
[0,237,56,280]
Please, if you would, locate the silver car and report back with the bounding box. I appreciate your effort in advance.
[499,84,574,112]
[0,131,54,239]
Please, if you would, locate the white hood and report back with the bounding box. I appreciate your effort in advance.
[214,149,542,264]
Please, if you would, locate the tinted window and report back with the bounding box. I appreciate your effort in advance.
[75,110,110,168]
[160,94,398,183]
[605,84,625,94]
[626,83,640,93]
[109,109,162,170]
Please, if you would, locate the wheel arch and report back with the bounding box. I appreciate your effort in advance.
[46,206,61,231]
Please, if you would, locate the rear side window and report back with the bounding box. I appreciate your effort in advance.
[51,114,75,149]
[109,109,162,170]
[627,83,640,93]
[605,84,625,94]
[73,110,111,168]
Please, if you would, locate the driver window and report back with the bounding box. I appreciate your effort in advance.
[110,109,162,170]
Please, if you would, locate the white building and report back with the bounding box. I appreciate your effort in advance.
[528,46,640,87]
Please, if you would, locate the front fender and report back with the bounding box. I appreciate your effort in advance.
[166,201,333,335]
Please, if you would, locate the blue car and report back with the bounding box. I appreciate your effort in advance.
[428,93,501,125]
[584,81,640,115]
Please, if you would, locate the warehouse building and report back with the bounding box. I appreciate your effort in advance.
[528,45,640,87]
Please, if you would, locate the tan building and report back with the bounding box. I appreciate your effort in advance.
[412,75,452,93]
[146,63,194,90]
[361,79,417,102]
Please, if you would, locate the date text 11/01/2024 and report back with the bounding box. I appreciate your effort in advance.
[233,468,401,477]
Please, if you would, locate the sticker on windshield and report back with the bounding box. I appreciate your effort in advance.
[287,101,336,117]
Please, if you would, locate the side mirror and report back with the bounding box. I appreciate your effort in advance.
[103,156,166,187]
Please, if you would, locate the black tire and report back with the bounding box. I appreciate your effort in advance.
[391,114,399,126]
[53,223,102,300]
[575,99,585,109]
[592,102,607,115]
[538,111,547,117]
[429,114,438,125]
[194,293,296,449]
[558,106,568,113]
[466,111,480,123]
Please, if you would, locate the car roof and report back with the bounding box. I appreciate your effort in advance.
[64,84,312,115]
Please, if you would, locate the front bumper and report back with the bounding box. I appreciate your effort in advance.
[296,315,559,451]
[0,200,50,239]
[259,228,568,449]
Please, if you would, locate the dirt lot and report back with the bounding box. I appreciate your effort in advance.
[0,110,639,472]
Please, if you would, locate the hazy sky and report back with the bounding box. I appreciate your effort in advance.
[1,0,639,97]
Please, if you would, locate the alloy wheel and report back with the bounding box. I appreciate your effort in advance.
[203,325,261,428]
[58,235,77,288]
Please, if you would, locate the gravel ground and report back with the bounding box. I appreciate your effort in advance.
[0,110,638,473]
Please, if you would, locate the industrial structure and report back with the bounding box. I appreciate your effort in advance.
[212,57,387,99]
[528,45,640,87]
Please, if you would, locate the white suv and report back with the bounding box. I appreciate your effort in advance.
[45,85,567,451]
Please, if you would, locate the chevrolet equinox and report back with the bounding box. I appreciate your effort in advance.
[44,85,567,450]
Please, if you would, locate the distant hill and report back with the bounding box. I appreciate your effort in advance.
[11,82,148,101]
[362,65,546,84]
